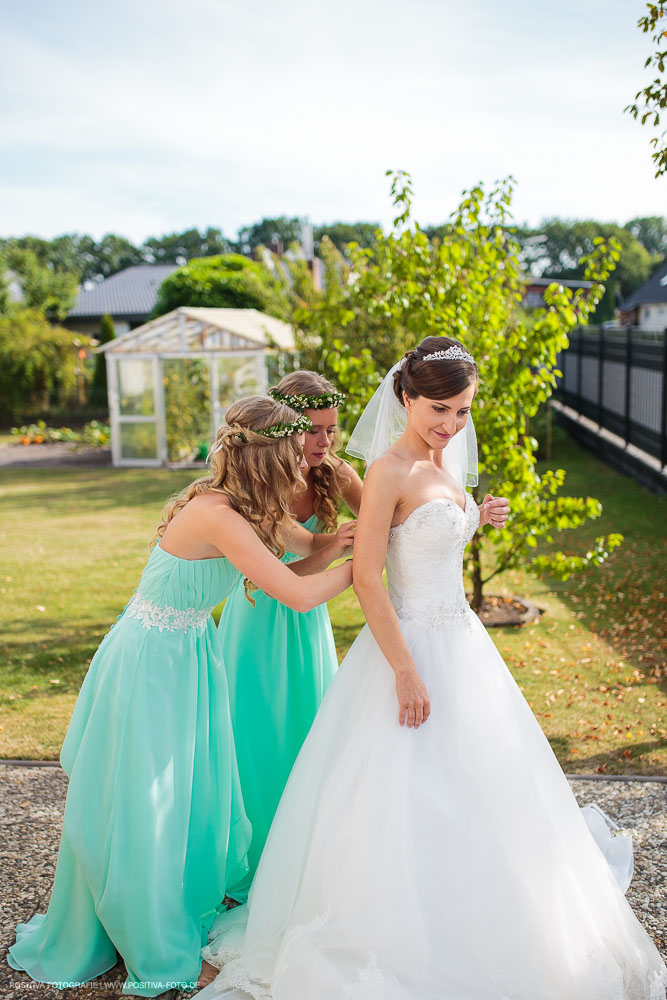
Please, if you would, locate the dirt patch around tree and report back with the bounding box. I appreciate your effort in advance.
[471,594,543,627]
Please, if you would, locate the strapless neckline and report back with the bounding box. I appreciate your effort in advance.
[390,493,469,534]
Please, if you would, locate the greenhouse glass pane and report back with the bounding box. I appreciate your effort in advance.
[119,422,157,460]
[118,359,154,416]
[218,356,262,410]
[163,358,212,462]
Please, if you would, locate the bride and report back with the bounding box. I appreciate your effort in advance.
[200,338,667,1000]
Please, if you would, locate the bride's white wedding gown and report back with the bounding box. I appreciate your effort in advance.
[201,494,667,1000]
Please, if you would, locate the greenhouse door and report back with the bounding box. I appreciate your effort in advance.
[107,356,166,466]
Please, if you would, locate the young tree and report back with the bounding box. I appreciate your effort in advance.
[296,172,623,609]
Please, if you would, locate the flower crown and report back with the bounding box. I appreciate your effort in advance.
[419,346,476,365]
[210,413,313,453]
[269,387,346,411]
[253,413,313,438]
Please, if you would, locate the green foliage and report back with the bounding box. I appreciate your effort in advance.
[624,215,667,258]
[152,254,290,319]
[515,220,653,301]
[294,172,624,607]
[143,227,231,265]
[163,359,211,461]
[90,313,115,408]
[81,420,111,447]
[10,419,110,447]
[625,0,667,177]
[11,421,79,444]
[237,217,303,255]
[321,340,381,438]
[1,248,78,320]
[313,222,380,253]
[0,311,92,423]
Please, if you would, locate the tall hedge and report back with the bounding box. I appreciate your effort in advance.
[90,312,115,408]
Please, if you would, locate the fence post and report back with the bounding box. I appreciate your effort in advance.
[624,327,632,449]
[576,327,583,414]
[661,328,667,470]
[598,327,604,428]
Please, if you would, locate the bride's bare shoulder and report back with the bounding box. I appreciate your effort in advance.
[364,452,408,495]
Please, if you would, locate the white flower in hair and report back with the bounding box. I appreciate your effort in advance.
[420,346,476,365]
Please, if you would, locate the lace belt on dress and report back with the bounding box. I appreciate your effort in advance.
[124,592,214,632]
[391,597,475,630]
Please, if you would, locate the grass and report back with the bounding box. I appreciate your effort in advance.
[0,433,665,773]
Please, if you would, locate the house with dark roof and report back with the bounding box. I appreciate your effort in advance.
[64,264,178,338]
[522,276,593,310]
[619,261,667,329]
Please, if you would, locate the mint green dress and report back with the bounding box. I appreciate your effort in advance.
[8,543,251,997]
[219,514,338,900]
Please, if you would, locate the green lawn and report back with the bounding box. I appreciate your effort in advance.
[1,433,665,772]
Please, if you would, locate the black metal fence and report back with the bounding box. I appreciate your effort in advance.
[556,326,667,468]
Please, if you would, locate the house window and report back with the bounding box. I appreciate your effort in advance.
[643,307,651,319]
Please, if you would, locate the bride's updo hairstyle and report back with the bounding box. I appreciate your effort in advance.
[269,370,342,533]
[156,395,306,564]
[393,336,478,406]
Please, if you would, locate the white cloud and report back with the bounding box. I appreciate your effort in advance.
[0,0,663,241]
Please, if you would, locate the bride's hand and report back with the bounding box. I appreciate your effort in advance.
[478,494,509,529]
[395,666,430,729]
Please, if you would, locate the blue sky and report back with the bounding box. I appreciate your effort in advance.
[0,0,664,242]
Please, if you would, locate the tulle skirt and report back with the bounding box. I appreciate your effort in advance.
[202,613,667,999]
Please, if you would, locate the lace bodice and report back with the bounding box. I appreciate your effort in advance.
[385,494,480,628]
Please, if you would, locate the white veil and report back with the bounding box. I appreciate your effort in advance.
[346,360,478,489]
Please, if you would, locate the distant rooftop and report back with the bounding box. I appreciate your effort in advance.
[68,264,178,318]
[621,261,667,310]
[525,276,593,290]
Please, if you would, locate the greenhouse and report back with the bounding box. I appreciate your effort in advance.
[97,307,295,466]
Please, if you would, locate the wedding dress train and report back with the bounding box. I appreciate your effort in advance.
[201,494,666,1000]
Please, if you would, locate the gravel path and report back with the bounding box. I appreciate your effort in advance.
[1,765,665,999]
[0,443,111,468]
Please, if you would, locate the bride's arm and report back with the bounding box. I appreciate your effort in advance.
[352,458,430,729]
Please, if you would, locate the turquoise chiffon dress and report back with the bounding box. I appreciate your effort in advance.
[219,514,337,899]
[9,543,251,997]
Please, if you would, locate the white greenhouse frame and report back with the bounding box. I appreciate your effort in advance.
[97,307,295,467]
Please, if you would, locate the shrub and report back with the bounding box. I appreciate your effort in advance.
[0,311,92,423]
[152,254,290,319]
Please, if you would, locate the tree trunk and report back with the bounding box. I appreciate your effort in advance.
[469,532,483,612]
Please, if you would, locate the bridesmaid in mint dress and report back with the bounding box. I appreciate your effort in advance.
[219,373,363,899]
[8,396,353,997]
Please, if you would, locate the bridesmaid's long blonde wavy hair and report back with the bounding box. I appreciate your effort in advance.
[271,370,342,533]
[155,396,306,564]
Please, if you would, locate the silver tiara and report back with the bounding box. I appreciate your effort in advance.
[420,346,475,365]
